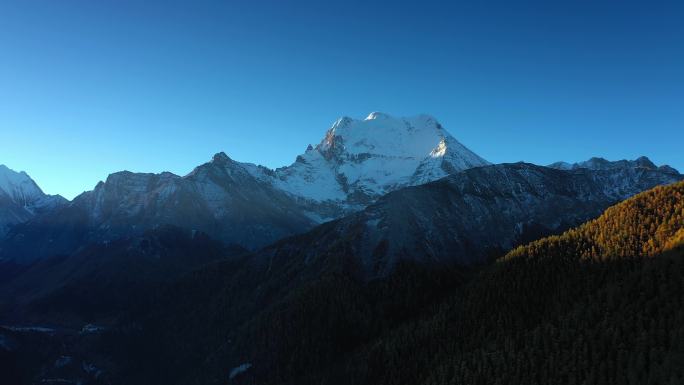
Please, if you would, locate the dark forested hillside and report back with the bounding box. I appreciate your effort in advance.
[3,182,683,385]
[357,181,684,385]
[337,247,684,385]
[87,181,684,385]
[0,226,246,326]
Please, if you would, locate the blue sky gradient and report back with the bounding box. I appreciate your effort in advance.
[1,0,682,199]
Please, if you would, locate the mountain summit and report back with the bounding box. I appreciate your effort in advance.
[0,165,45,205]
[267,113,490,206]
[0,165,66,236]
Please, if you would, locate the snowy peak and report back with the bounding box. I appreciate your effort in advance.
[0,164,67,236]
[273,113,489,205]
[549,156,679,174]
[0,164,45,205]
[317,113,447,158]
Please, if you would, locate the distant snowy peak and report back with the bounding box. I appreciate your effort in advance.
[0,164,67,236]
[549,156,679,174]
[273,113,489,204]
[0,164,45,205]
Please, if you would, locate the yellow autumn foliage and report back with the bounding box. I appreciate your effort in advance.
[505,180,684,261]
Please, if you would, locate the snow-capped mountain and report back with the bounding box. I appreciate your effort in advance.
[0,113,489,260]
[0,165,66,236]
[265,112,489,207]
[2,115,678,266]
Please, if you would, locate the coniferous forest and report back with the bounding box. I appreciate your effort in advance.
[64,181,681,385]
[1,179,683,385]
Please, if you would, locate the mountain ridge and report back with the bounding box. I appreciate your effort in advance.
[250,161,683,279]
[548,155,679,173]
[0,113,492,259]
[0,165,67,237]
[1,114,681,262]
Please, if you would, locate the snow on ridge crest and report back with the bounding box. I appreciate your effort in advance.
[0,164,46,204]
[365,111,391,120]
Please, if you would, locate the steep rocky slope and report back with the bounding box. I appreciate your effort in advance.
[254,161,683,278]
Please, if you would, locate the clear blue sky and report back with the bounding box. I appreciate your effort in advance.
[1,0,682,199]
